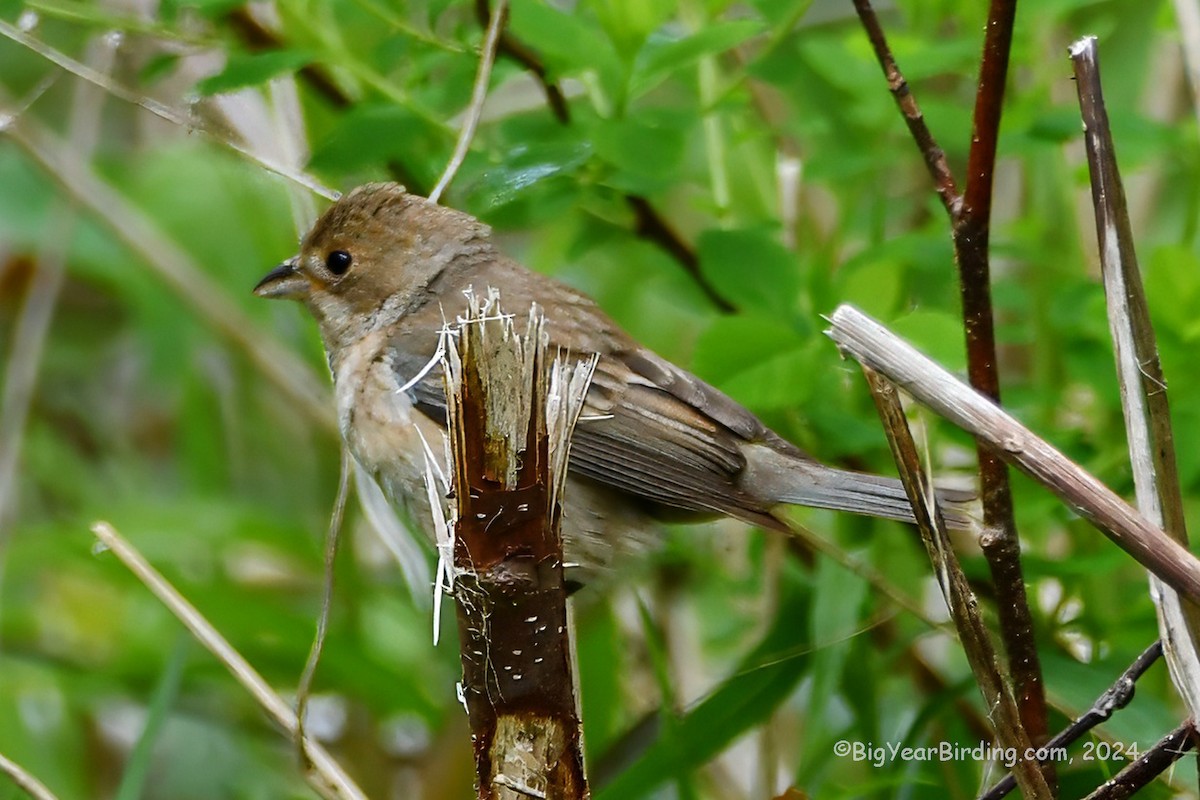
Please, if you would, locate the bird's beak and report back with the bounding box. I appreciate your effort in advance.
[253,257,309,299]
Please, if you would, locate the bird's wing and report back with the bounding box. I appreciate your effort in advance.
[388,340,783,526]
[385,260,790,526]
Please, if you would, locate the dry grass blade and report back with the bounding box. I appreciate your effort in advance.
[0,18,336,199]
[429,0,510,203]
[827,304,1200,603]
[296,445,354,771]
[2,114,336,436]
[89,522,368,800]
[1070,35,1200,720]
[863,368,1050,799]
[0,751,59,800]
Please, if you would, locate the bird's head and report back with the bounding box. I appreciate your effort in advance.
[254,182,493,352]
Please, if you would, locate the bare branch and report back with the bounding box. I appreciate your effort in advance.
[826,304,1200,603]
[89,522,367,800]
[980,640,1164,800]
[430,0,509,203]
[1082,721,1197,800]
[850,0,959,213]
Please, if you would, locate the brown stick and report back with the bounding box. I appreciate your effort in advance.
[955,0,1051,767]
[863,367,1050,799]
[443,295,590,799]
[826,304,1200,603]
[1082,721,1197,800]
[850,0,1047,759]
[850,0,959,213]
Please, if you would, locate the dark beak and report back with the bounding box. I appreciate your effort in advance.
[253,257,309,299]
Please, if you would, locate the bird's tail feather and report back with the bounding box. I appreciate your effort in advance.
[773,464,976,530]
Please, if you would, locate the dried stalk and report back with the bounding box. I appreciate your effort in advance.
[826,305,1200,602]
[1070,33,1200,723]
[441,294,592,799]
[429,0,509,203]
[863,368,1050,798]
[89,522,367,800]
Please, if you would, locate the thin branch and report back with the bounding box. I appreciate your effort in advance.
[826,304,1200,603]
[226,7,352,111]
[849,0,959,213]
[0,19,336,199]
[953,0,1051,766]
[980,640,1164,800]
[0,751,58,800]
[2,113,336,437]
[473,0,570,124]
[90,522,367,800]
[1082,721,1197,800]
[625,195,734,312]
[863,367,1049,799]
[850,0,1046,755]
[296,445,354,769]
[430,0,509,203]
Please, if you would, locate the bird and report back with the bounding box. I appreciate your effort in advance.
[254,182,972,579]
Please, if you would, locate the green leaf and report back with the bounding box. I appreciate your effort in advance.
[592,112,687,193]
[308,104,443,181]
[508,2,626,106]
[471,141,593,210]
[889,309,967,373]
[196,49,316,95]
[697,227,801,316]
[630,20,764,98]
[596,580,811,798]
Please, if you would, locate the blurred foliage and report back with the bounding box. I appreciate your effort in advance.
[1,0,1199,797]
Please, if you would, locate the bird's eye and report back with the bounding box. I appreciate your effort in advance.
[326,250,353,275]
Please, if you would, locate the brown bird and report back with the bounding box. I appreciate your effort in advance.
[255,183,970,578]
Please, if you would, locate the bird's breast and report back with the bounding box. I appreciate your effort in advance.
[332,331,440,503]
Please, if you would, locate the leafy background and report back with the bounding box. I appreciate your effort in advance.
[1,0,1199,797]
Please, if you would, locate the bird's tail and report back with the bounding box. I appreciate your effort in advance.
[745,446,976,530]
[778,465,975,530]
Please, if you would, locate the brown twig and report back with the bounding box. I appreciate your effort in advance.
[473,0,570,124]
[826,305,1200,603]
[1070,34,1200,720]
[1082,720,1197,800]
[226,8,350,110]
[980,640,1164,800]
[850,0,959,213]
[851,0,1048,768]
[625,195,734,312]
[862,367,1050,799]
